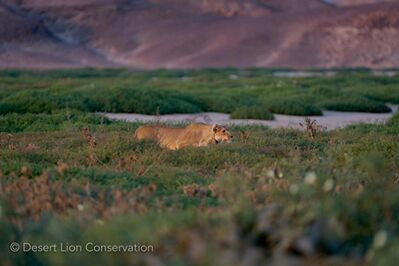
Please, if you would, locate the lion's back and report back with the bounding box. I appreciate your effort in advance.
[135,125,183,149]
[135,123,214,150]
[135,125,160,141]
[157,127,184,149]
[173,123,214,149]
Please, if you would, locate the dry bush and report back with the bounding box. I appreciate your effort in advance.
[116,154,140,172]
[56,160,69,175]
[25,143,39,152]
[82,127,96,147]
[238,129,252,144]
[82,127,98,165]
[0,170,157,229]
[183,183,209,198]
[1,133,16,150]
[299,118,325,139]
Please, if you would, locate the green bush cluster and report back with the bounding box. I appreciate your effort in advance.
[0,87,204,115]
[264,96,323,116]
[0,110,113,132]
[322,96,392,113]
[0,69,398,118]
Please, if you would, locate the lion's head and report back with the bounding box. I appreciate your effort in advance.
[213,125,233,144]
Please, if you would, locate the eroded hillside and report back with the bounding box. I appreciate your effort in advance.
[0,0,398,69]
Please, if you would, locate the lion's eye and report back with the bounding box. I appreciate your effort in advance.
[223,130,225,133]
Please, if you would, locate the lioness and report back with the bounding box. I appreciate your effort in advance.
[135,123,233,150]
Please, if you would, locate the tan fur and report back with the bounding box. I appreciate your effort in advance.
[135,123,233,150]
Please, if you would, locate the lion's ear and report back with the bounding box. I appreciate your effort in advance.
[212,124,218,133]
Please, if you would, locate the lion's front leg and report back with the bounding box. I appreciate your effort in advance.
[198,138,213,147]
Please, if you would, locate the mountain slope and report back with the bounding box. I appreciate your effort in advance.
[0,0,398,69]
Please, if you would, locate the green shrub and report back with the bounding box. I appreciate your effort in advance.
[82,87,204,114]
[39,68,126,79]
[0,110,112,132]
[0,90,85,113]
[360,85,399,104]
[322,96,391,113]
[0,103,18,115]
[263,97,323,116]
[388,112,399,126]
[0,88,205,115]
[230,106,274,120]
[196,94,237,113]
[1,69,398,117]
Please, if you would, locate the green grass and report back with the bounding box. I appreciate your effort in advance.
[0,68,396,117]
[264,96,323,116]
[0,109,399,265]
[0,69,399,265]
[0,109,121,133]
[322,95,392,113]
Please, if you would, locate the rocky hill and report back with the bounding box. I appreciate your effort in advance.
[0,0,398,69]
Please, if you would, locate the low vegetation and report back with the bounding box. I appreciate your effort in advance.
[0,69,397,118]
[322,96,392,113]
[0,69,398,265]
[1,108,399,265]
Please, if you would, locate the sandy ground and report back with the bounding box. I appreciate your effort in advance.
[102,105,398,130]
